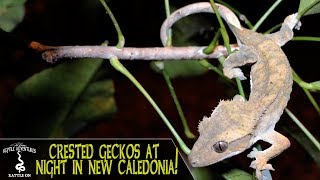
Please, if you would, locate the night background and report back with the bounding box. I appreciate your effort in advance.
[0,0,319,179]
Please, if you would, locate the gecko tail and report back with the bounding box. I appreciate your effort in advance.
[217,5,243,30]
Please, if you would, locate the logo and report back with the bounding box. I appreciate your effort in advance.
[2,142,36,178]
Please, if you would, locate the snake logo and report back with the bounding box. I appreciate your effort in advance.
[15,151,26,173]
[2,142,36,177]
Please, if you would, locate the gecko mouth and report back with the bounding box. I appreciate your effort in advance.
[190,159,199,167]
[188,152,204,167]
[188,152,218,167]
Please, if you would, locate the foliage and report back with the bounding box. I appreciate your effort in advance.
[5,59,116,137]
[0,0,26,32]
[298,0,320,16]
[222,169,254,180]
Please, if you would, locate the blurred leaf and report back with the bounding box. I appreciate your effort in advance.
[284,126,320,165]
[191,167,215,180]
[0,0,26,32]
[298,0,320,16]
[5,59,116,137]
[65,80,116,135]
[151,13,214,78]
[222,169,252,180]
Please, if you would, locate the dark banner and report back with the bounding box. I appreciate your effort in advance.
[0,139,194,180]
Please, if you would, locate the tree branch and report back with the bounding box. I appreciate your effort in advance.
[30,41,237,63]
[29,2,241,63]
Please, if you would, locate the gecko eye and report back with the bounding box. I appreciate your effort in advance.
[212,141,228,153]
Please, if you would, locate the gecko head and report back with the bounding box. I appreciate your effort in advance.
[188,100,254,167]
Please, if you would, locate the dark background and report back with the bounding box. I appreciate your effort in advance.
[0,0,319,179]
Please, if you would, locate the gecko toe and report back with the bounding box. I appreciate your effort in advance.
[247,147,259,158]
[262,164,275,171]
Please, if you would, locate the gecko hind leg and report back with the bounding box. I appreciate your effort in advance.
[223,45,258,80]
[247,131,290,180]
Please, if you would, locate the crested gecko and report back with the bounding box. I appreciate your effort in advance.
[164,2,300,179]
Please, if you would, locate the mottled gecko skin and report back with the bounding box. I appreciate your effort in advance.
[226,27,293,136]
[185,3,299,179]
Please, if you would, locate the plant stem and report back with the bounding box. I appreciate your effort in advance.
[203,29,221,54]
[235,78,245,98]
[252,0,283,32]
[162,0,195,139]
[293,36,320,42]
[292,70,320,114]
[100,0,125,48]
[209,0,231,54]
[285,108,320,151]
[164,0,172,46]
[162,69,196,139]
[201,29,234,83]
[199,60,234,85]
[110,57,191,154]
[209,0,245,98]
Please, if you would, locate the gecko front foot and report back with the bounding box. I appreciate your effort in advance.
[284,13,301,30]
[223,67,247,80]
[247,148,274,179]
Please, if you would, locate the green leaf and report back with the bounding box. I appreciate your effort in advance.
[0,0,26,32]
[298,0,320,16]
[222,169,253,180]
[5,59,116,137]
